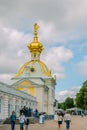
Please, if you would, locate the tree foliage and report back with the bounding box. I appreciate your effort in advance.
[58,102,66,110]
[75,80,87,109]
[58,97,74,110]
[58,80,87,110]
[65,97,75,109]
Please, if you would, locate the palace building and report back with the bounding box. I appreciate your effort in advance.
[0,24,56,120]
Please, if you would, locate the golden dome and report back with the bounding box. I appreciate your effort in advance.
[28,41,43,53]
[15,60,52,77]
[14,24,52,78]
[27,23,43,53]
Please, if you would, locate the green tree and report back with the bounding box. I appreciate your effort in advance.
[58,97,75,110]
[58,102,66,110]
[65,97,75,109]
[75,80,87,109]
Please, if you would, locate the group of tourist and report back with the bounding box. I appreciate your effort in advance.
[10,107,39,130]
[10,111,29,130]
[57,111,71,130]
[20,106,39,118]
[10,107,71,130]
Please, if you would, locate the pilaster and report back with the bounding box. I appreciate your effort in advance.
[3,95,8,119]
[12,97,16,111]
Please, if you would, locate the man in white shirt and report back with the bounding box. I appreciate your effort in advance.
[19,113,26,130]
[64,111,71,130]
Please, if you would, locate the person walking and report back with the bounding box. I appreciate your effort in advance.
[57,112,63,130]
[10,111,16,130]
[19,113,26,130]
[34,109,39,118]
[64,111,71,130]
[25,117,29,130]
[54,111,58,121]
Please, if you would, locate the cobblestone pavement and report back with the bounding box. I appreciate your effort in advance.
[0,115,87,130]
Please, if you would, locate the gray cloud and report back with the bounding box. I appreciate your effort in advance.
[0,0,87,83]
[41,46,73,75]
[0,27,31,74]
[55,86,81,102]
[0,0,87,32]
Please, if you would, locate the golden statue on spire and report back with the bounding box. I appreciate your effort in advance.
[34,23,40,38]
[27,23,43,53]
[34,23,39,32]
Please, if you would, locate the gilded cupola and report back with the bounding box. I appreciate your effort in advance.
[27,23,43,60]
[14,23,52,78]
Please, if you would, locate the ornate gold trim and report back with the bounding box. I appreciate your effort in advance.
[16,61,32,77]
[38,61,52,77]
[16,60,52,77]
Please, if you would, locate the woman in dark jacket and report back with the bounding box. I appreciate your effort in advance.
[10,111,16,130]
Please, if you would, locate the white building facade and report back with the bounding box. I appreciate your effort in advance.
[0,82,37,120]
[0,24,56,120]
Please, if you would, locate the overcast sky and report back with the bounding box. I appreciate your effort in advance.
[0,0,87,102]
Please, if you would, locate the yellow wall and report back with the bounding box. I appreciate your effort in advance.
[19,81,33,86]
[28,88,34,96]
[17,81,34,96]
[17,88,23,91]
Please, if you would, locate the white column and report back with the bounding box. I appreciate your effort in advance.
[12,97,16,111]
[3,95,8,119]
[48,86,54,114]
[34,87,44,112]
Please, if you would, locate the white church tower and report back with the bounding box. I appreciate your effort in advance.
[12,24,56,114]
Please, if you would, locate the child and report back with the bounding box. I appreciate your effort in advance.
[25,117,29,130]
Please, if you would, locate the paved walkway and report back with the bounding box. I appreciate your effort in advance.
[0,115,87,130]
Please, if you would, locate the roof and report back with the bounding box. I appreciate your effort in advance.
[14,60,52,78]
[0,82,37,102]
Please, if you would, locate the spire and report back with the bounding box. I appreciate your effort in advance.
[27,23,43,60]
[33,23,39,42]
